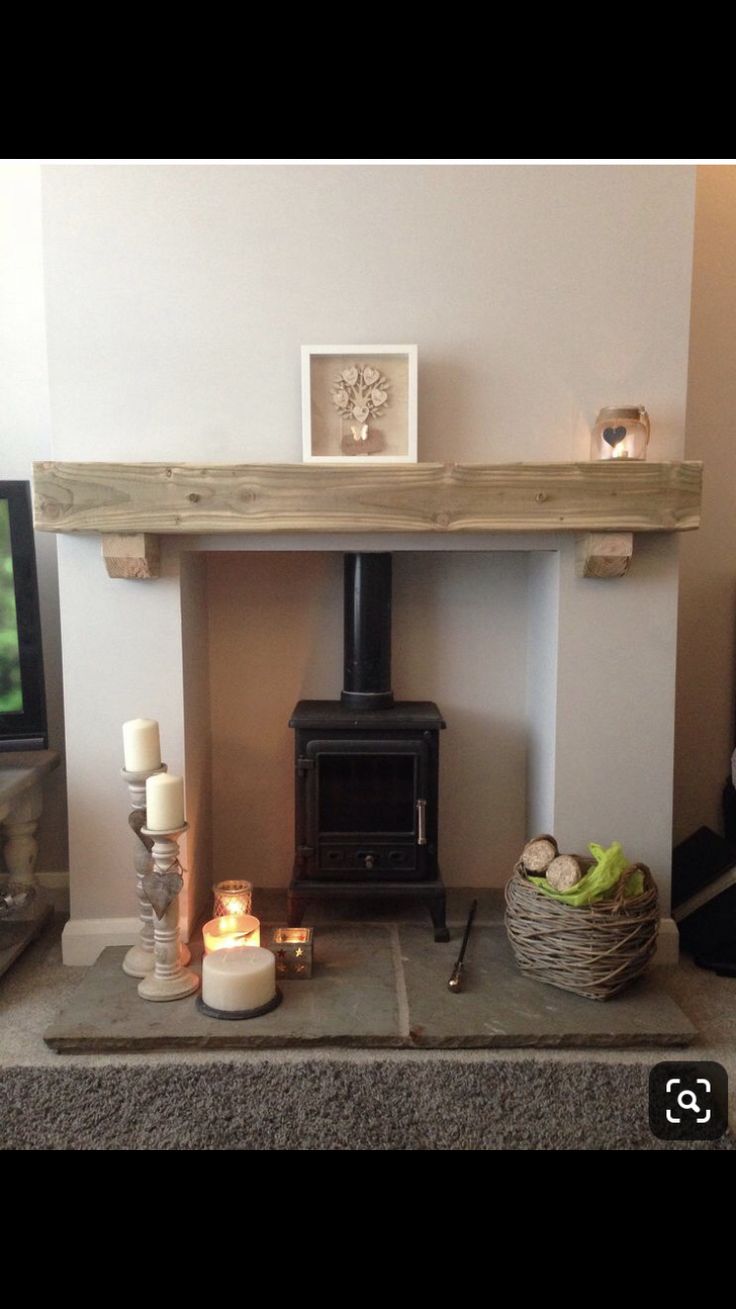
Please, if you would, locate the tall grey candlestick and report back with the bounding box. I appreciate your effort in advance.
[121,764,191,977]
[138,821,199,1002]
[121,764,167,978]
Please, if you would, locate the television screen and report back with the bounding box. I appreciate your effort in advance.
[0,498,23,714]
[0,482,47,750]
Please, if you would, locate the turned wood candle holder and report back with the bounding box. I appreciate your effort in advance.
[120,764,165,978]
[121,764,190,978]
[137,821,199,1002]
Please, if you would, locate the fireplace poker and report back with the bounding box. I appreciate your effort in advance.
[448,898,478,992]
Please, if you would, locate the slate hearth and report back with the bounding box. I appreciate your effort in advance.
[44,893,695,1052]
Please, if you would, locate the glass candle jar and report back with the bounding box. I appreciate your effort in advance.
[212,879,253,918]
[591,406,650,460]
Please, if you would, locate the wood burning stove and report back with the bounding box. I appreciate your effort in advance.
[288,553,449,940]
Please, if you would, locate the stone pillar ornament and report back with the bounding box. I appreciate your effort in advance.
[3,783,44,902]
[138,820,199,1002]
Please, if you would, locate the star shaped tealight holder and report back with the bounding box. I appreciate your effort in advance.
[269,926,313,978]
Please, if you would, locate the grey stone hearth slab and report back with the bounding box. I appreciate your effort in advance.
[44,920,695,1052]
[400,926,696,1048]
[44,925,403,1052]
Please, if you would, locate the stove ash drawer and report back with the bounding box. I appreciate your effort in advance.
[318,843,418,877]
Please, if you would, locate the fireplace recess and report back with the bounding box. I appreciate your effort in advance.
[288,553,449,940]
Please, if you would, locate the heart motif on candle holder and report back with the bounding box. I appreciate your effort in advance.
[603,425,627,448]
[142,867,184,919]
[129,808,154,851]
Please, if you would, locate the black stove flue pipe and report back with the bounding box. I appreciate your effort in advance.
[341,553,394,710]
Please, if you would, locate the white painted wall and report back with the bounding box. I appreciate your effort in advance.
[675,165,736,842]
[42,165,693,463]
[553,534,681,874]
[39,164,696,942]
[0,164,67,872]
[55,531,188,924]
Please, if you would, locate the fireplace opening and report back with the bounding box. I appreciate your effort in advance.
[288,553,449,941]
[201,549,529,917]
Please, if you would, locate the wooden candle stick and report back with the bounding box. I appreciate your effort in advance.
[121,764,191,977]
[120,764,166,978]
[137,821,199,1002]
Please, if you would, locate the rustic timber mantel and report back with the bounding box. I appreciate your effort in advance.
[32,460,703,580]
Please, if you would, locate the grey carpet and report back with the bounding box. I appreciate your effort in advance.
[0,1060,732,1150]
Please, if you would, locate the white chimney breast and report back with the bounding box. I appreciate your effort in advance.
[41,165,695,962]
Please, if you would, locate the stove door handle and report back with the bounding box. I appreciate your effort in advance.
[417,799,427,846]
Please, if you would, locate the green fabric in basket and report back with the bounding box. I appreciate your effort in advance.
[529,841,644,905]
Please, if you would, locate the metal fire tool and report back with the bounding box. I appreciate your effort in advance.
[447,898,478,992]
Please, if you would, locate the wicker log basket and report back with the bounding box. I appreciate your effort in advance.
[504,842,659,1001]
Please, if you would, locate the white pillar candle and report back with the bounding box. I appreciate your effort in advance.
[123,718,162,772]
[202,946,276,1013]
[146,773,185,830]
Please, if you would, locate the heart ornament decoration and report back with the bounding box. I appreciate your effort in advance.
[129,808,154,851]
[603,425,628,448]
[142,867,184,919]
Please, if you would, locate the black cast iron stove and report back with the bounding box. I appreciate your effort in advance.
[288,553,449,940]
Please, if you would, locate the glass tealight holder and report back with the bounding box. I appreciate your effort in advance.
[212,879,253,918]
[591,406,650,460]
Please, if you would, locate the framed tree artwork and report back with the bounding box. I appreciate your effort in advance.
[301,345,418,464]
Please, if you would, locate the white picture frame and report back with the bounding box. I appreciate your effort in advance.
[301,344,418,464]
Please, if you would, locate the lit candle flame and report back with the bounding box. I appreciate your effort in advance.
[223,895,249,914]
[203,914,260,954]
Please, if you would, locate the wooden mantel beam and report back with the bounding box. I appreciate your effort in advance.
[33,460,703,538]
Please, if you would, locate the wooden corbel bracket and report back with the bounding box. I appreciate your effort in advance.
[575,532,634,579]
[102,533,161,580]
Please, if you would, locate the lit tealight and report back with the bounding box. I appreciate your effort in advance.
[203,914,260,954]
[212,879,252,918]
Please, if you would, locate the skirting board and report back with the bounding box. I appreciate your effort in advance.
[62,917,142,966]
[62,913,192,965]
[60,911,680,968]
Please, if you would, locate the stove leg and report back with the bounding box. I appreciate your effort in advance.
[429,892,450,943]
[287,892,305,928]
